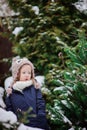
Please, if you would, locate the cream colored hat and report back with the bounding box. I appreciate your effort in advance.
[11,56,35,81]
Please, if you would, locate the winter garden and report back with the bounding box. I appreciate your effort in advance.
[0,0,87,130]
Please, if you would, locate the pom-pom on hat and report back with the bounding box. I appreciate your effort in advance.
[11,56,35,81]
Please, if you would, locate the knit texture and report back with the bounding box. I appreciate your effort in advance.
[11,56,35,81]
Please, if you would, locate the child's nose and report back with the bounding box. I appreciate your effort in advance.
[26,73,29,77]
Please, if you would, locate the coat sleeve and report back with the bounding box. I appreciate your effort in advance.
[36,88,46,116]
[5,95,13,111]
[35,89,50,130]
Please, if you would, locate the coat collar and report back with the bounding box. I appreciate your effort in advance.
[13,80,33,92]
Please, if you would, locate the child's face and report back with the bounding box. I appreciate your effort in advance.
[19,64,32,81]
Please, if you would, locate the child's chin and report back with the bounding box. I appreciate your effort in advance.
[21,79,28,81]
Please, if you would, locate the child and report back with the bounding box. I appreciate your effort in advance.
[5,56,50,130]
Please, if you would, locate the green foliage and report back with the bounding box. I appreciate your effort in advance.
[64,33,87,66]
[6,0,87,75]
[17,107,36,124]
[45,35,87,129]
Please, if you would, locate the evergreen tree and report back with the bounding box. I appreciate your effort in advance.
[46,34,87,129]
[6,0,87,74]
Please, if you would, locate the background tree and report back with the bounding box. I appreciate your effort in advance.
[4,0,86,74]
[46,33,87,129]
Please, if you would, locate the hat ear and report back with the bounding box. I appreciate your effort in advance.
[12,56,20,63]
[10,56,20,71]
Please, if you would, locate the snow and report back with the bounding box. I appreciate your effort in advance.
[18,123,43,130]
[32,6,39,15]
[0,108,17,128]
[68,127,86,130]
[12,27,23,36]
[35,75,45,87]
[68,127,75,130]
[0,108,43,130]
[60,111,72,125]
[74,0,87,13]
[53,86,65,91]
[51,0,55,2]
[41,87,51,95]
[4,76,13,91]
[0,87,6,108]
[0,0,19,17]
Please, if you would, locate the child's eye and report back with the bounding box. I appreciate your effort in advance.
[23,72,26,74]
[28,72,31,74]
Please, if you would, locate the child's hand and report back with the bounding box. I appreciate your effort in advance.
[32,79,41,89]
[35,81,41,89]
[6,87,12,95]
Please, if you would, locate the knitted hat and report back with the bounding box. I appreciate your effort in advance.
[11,56,35,81]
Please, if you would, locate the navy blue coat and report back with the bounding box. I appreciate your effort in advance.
[5,85,50,130]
